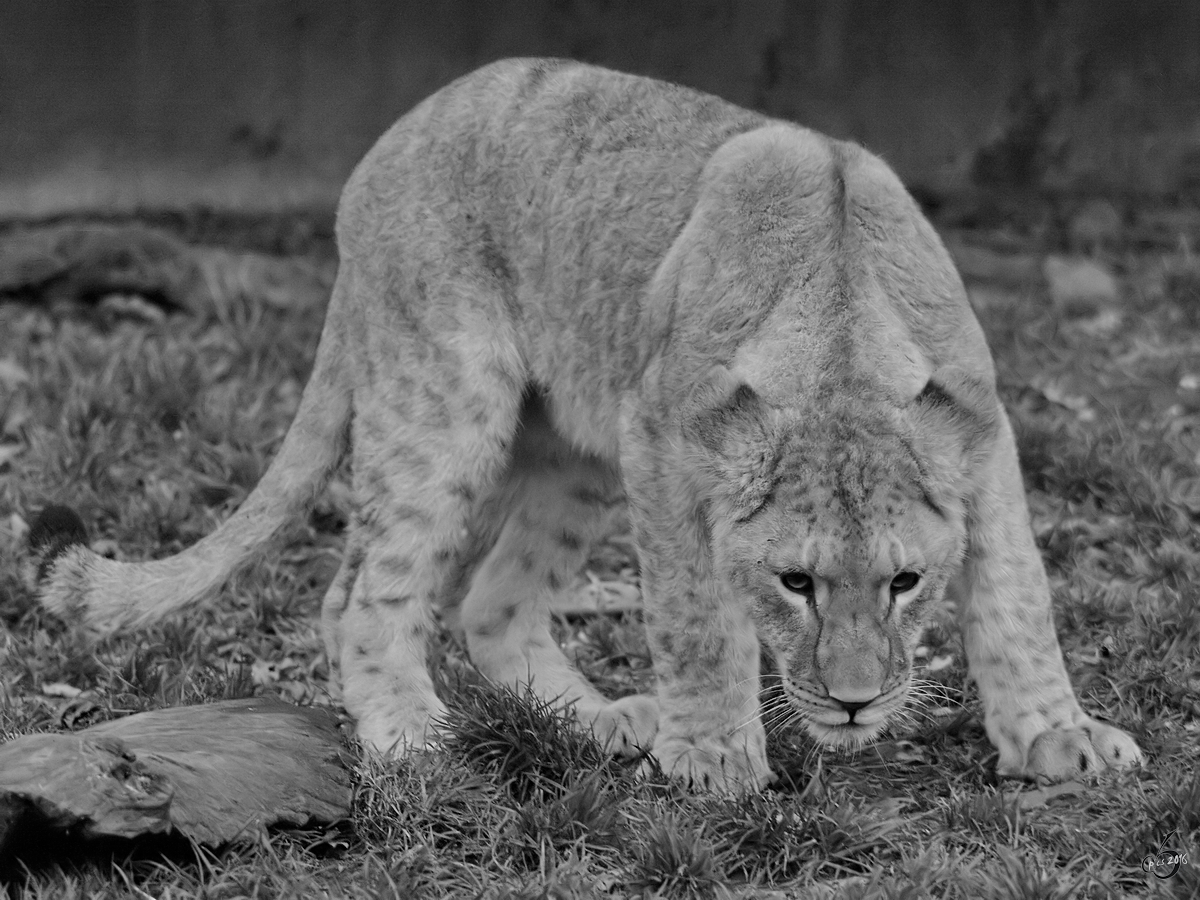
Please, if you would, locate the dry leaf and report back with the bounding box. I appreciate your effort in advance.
[40,682,82,699]
[1016,780,1085,810]
[0,358,30,389]
[0,444,22,469]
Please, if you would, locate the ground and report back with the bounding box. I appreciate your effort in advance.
[0,208,1197,898]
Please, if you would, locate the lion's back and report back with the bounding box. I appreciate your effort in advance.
[331,59,990,453]
[336,58,766,262]
[333,59,776,438]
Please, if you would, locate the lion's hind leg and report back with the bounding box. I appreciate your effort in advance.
[460,397,658,756]
[333,276,531,755]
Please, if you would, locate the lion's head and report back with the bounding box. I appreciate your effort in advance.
[683,365,997,748]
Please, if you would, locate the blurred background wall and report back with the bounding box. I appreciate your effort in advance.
[2,0,1198,219]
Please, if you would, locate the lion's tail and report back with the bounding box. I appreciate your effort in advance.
[37,281,353,635]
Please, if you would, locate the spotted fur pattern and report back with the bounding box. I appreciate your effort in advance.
[38,59,1141,791]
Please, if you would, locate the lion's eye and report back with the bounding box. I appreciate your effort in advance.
[890,571,921,595]
[780,571,815,600]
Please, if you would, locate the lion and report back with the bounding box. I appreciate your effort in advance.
[35,58,1142,791]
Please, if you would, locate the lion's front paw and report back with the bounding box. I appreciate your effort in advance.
[1002,718,1143,783]
[651,731,775,794]
[587,694,659,757]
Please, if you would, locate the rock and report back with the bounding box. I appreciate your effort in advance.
[944,237,1041,286]
[1042,255,1120,315]
[966,282,1023,313]
[1067,199,1123,253]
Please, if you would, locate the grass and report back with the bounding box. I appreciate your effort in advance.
[1,212,1198,898]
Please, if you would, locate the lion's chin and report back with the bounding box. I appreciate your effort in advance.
[804,719,890,750]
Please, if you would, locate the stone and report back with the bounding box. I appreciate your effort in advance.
[1067,199,1123,253]
[1043,255,1120,315]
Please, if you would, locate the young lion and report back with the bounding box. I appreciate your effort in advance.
[37,58,1141,792]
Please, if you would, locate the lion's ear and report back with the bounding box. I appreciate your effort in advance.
[914,367,999,444]
[680,366,779,517]
[909,366,1001,482]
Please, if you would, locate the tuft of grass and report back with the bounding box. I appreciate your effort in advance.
[627,812,730,899]
[507,771,627,866]
[353,751,512,867]
[436,679,632,804]
[970,848,1084,900]
[944,790,1024,846]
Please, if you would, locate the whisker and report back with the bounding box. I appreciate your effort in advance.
[887,707,919,737]
[748,693,797,735]
[737,699,782,733]
[903,676,964,731]
[757,698,793,729]
[764,709,804,742]
[909,676,960,705]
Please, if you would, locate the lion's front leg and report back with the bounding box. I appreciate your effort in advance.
[958,414,1143,781]
[643,574,774,793]
[620,385,776,794]
[625,490,773,792]
[644,570,774,793]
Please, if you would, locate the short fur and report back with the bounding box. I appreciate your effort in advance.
[39,59,1141,791]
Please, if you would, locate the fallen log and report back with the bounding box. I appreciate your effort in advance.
[0,697,352,857]
[0,221,334,320]
[0,222,202,311]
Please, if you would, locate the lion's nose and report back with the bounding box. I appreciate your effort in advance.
[830,695,879,723]
[836,699,871,714]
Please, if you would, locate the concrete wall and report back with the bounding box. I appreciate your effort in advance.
[2,0,1198,218]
